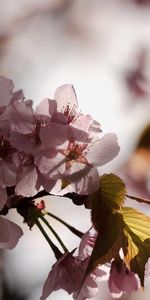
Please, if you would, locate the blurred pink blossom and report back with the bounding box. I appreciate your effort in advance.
[40,229,109,300]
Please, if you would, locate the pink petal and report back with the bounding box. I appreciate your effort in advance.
[35,149,65,179]
[15,164,40,197]
[86,133,120,166]
[73,275,98,300]
[41,253,98,300]
[0,216,23,249]
[0,76,14,107]
[40,123,68,148]
[0,160,17,186]
[115,265,139,293]
[65,161,88,177]
[79,229,97,259]
[10,132,35,154]
[51,111,69,124]
[41,250,107,300]
[108,261,139,298]
[68,124,89,143]
[121,274,138,293]
[8,101,34,134]
[76,167,100,194]
[40,253,73,300]
[38,172,61,193]
[89,119,102,136]
[64,167,100,195]
[54,84,78,112]
[94,265,110,282]
[73,115,93,133]
[108,277,123,298]
[36,98,57,117]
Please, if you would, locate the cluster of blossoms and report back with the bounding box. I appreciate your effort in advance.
[0,75,150,300]
[0,76,119,198]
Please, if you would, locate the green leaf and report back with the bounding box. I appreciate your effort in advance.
[87,212,124,274]
[121,207,150,286]
[87,174,150,288]
[88,173,126,273]
[100,173,126,210]
[91,173,126,231]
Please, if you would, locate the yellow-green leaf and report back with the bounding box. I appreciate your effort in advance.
[121,207,150,286]
[100,173,126,210]
[91,173,126,231]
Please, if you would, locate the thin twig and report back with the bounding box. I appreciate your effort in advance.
[46,211,84,238]
[34,218,62,259]
[126,194,150,205]
[40,215,68,253]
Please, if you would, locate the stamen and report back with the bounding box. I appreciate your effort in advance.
[62,103,77,124]
[66,143,86,161]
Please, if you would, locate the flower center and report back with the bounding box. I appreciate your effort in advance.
[66,143,87,161]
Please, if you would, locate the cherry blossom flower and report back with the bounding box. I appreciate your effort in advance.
[52,85,101,135]
[52,85,101,137]
[108,260,139,298]
[36,84,101,134]
[0,216,23,249]
[1,82,106,196]
[36,120,120,194]
[40,229,109,300]
[2,96,50,156]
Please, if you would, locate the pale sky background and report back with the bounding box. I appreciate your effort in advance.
[1,1,150,300]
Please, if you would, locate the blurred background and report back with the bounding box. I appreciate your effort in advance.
[1,0,150,299]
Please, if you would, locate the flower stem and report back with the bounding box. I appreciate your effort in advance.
[40,215,68,253]
[46,211,84,238]
[34,218,62,259]
[126,194,150,205]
